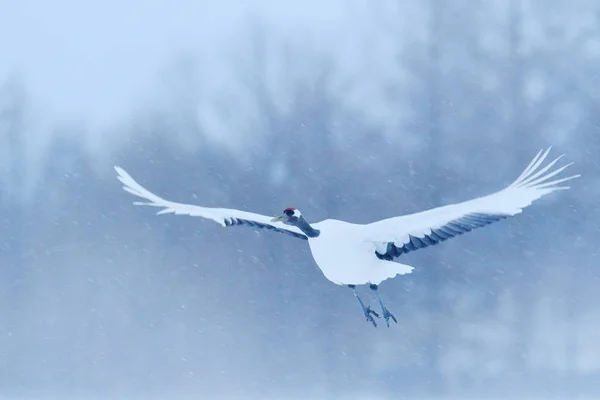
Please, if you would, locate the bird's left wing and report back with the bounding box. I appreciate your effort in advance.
[363,148,579,260]
[114,166,308,240]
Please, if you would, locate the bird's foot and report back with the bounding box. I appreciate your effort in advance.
[363,305,380,327]
[380,306,397,328]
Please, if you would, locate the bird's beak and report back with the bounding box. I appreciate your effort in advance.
[270,214,284,222]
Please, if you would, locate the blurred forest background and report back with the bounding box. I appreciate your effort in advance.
[1,0,599,399]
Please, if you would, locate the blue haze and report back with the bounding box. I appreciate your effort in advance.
[0,0,599,398]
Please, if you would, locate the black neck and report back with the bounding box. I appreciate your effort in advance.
[297,216,320,238]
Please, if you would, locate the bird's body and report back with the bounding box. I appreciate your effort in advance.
[115,148,579,327]
[307,219,414,285]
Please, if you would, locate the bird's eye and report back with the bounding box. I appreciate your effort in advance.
[284,209,293,216]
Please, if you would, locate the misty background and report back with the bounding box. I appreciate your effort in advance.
[1,0,599,398]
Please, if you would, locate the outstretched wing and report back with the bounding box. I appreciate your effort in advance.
[115,166,308,240]
[364,148,579,260]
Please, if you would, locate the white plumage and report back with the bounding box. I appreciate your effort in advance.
[115,148,578,327]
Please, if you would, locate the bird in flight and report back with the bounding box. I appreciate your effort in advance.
[115,148,578,328]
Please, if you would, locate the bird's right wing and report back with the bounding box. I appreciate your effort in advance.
[114,166,308,240]
[362,148,579,259]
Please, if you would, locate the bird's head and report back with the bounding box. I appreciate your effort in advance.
[271,207,302,226]
[271,207,320,238]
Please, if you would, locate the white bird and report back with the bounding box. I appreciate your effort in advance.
[115,148,579,327]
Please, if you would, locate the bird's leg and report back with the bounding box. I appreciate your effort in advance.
[369,284,397,327]
[348,284,379,327]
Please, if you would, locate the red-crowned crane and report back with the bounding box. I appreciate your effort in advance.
[115,148,579,327]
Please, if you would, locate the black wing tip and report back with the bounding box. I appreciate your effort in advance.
[226,218,308,240]
[377,212,508,259]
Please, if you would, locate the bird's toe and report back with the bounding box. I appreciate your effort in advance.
[364,306,380,328]
[382,308,397,327]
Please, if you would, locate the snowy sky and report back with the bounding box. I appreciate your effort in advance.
[0,0,426,143]
[1,2,598,398]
